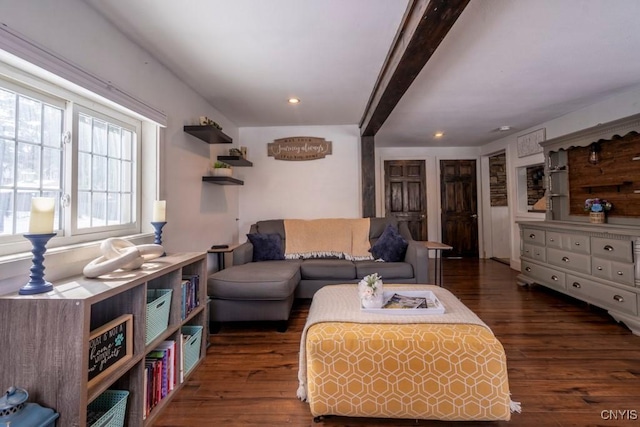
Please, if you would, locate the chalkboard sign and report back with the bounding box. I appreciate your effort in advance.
[88,314,133,387]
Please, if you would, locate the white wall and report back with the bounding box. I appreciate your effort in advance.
[237,125,362,238]
[0,0,239,293]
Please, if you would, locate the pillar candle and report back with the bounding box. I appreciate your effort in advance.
[28,197,55,234]
[153,200,166,222]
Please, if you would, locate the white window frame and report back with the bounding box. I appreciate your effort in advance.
[0,61,148,257]
[0,77,66,243]
[70,104,141,237]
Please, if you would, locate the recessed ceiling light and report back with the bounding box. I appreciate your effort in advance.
[434,132,444,138]
[499,126,511,131]
[288,98,300,104]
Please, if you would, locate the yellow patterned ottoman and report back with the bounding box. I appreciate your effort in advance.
[297,285,516,421]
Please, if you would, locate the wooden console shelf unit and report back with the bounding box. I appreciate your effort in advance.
[184,125,232,144]
[0,252,208,427]
[217,155,252,166]
[202,176,244,185]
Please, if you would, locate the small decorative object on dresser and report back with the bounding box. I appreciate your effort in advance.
[584,197,612,223]
[358,273,384,308]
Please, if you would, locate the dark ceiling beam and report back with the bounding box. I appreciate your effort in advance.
[359,0,470,137]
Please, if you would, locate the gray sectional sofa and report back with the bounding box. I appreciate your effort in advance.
[207,217,429,331]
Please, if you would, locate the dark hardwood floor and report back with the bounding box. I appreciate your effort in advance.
[153,259,640,426]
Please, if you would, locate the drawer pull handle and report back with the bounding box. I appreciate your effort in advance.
[613,295,624,303]
[604,245,614,251]
[525,267,531,272]
[575,242,581,246]
[549,238,555,242]
[551,275,559,281]
[562,256,570,263]
[572,282,581,288]
[529,233,536,239]
[617,271,624,276]
[597,266,603,271]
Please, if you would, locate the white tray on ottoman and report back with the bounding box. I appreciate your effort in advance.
[362,290,445,314]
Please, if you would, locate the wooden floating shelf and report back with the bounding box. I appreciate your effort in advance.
[202,176,244,185]
[184,125,232,144]
[217,156,252,166]
[581,181,632,193]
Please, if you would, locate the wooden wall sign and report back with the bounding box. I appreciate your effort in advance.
[88,314,133,387]
[267,137,332,161]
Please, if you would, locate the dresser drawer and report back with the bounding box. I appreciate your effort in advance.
[591,237,633,263]
[523,243,546,261]
[547,247,591,274]
[545,231,589,254]
[522,228,545,246]
[522,260,566,291]
[566,274,638,316]
[546,231,562,249]
[592,257,635,286]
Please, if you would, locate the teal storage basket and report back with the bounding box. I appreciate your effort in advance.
[146,289,173,344]
[182,325,203,375]
[87,390,129,427]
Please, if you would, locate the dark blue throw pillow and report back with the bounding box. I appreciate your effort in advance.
[246,233,285,262]
[370,224,408,262]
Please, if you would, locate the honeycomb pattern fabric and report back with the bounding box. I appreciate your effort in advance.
[299,285,513,421]
[305,322,511,421]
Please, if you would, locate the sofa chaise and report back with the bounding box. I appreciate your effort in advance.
[207,217,429,331]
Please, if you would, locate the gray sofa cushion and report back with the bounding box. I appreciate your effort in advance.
[300,259,357,280]
[208,260,301,300]
[369,216,398,240]
[355,260,414,279]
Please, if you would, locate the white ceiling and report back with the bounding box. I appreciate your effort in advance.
[85,0,640,148]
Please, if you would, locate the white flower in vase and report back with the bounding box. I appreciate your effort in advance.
[358,273,384,308]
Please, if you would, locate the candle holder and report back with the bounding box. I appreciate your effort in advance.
[19,233,56,295]
[151,221,167,256]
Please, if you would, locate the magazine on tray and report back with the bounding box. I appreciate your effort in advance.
[383,293,437,309]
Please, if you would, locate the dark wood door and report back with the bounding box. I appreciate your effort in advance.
[440,159,478,257]
[384,160,427,240]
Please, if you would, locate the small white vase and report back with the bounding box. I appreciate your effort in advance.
[361,295,384,309]
[212,168,232,177]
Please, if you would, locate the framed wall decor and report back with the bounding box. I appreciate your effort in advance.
[517,128,546,158]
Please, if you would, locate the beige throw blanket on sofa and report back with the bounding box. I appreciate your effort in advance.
[284,218,373,261]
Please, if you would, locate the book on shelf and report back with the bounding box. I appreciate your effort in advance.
[382,293,437,309]
[147,350,169,400]
[181,274,200,319]
[154,340,177,392]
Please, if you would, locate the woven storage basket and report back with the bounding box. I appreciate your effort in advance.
[182,325,203,375]
[146,289,173,344]
[589,212,605,223]
[87,390,129,427]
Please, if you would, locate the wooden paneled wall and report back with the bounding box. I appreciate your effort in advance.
[568,132,640,216]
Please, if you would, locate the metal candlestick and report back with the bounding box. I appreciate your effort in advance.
[19,233,56,295]
[151,221,167,256]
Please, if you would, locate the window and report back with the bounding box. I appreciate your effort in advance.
[74,107,138,233]
[0,81,64,236]
[0,73,141,253]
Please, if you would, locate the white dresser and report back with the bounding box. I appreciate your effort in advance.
[518,221,640,335]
